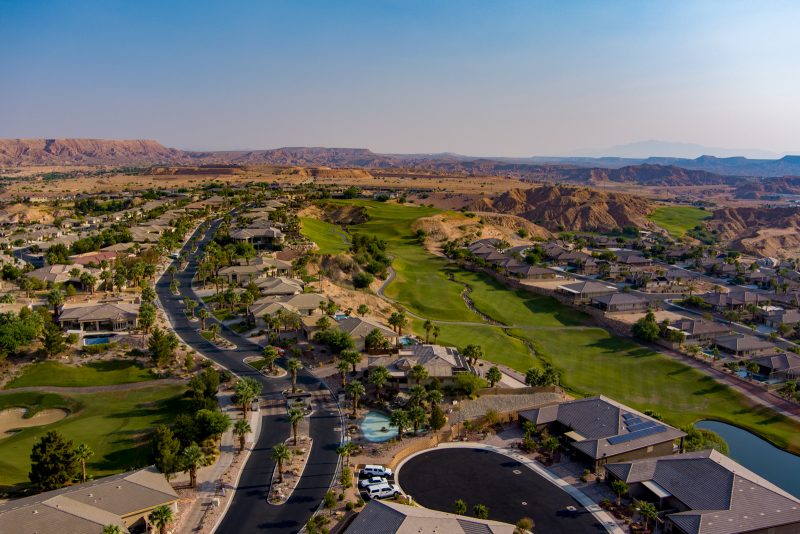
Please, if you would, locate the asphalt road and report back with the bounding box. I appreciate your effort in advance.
[398,448,605,534]
[156,220,341,534]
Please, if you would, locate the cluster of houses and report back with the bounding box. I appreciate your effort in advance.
[520,395,800,534]
[229,200,286,250]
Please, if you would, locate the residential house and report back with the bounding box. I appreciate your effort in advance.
[256,277,303,296]
[507,264,557,280]
[614,250,652,267]
[230,227,284,249]
[68,250,125,266]
[751,353,800,381]
[0,466,178,534]
[604,450,800,534]
[701,290,771,311]
[667,318,729,344]
[557,281,617,304]
[368,344,475,389]
[250,293,327,328]
[344,500,515,534]
[760,307,800,328]
[712,333,776,357]
[59,301,140,333]
[519,396,685,470]
[335,316,398,351]
[27,264,101,287]
[591,293,649,313]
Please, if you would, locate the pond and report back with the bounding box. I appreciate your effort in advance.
[696,420,800,498]
[360,410,398,442]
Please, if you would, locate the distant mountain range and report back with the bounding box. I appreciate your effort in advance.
[2,138,800,180]
[564,140,783,159]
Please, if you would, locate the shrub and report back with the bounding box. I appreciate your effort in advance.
[352,271,374,289]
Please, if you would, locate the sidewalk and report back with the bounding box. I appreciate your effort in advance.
[173,392,262,534]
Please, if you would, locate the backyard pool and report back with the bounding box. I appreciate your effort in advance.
[334,313,350,321]
[360,411,398,442]
[399,336,417,346]
[84,336,112,346]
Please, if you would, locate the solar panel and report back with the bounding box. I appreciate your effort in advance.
[607,424,667,445]
[627,421,659,433]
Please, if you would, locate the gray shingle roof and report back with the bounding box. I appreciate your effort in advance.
[344,500,515,534]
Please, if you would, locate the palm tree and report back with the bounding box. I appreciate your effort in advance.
[486,366,502,388]
[287,358,303,393]
[198,308,210,330]
[75,443,93,483]
[47,288,64,317]
[149,504,174,534]
[336,359,351,388]
[636,500,658,533]
[336,441,358,467]
[167,265,177,281]
[461,344,483,366]
[409,364,428,385]
[288,408,304,446]
[101,525,122,534]
[181,444,208,488]
[234,377,262,414]
[368,366,391,401]
[79,272,96,294]
[389,409,409,441]
[208,322,221,340]
[184,298,197,318]
[409,384,427,407]
[346,380,365,417]
[100,270,113,293]
[262,345,280,374]
[233,419,251,452]
[357,304,369,317]
[340,350,362,374]
[423,319,433,343]
[432,325,441,344]
[271,443,291,483]
[611,479,628,506]
[408,405,426,434]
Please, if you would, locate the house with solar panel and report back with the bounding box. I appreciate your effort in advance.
[604,450,800,534]
[519,396,686,470]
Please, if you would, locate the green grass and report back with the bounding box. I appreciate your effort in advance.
[648,205,712,237]
[300,216,351,254]
[323,200,800,452]
[5,360,154,389]
[0,385,187,488]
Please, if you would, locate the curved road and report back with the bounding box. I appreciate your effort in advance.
[156,221,341,534]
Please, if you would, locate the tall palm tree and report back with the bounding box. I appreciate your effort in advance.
[336,441,358,467]
[409,364,428,385]
[181,444,208,488]
[408,406,427,434]
[75,443,93,483]
[432,325,441,344]
[423,319,433,343]
[336,359,350,388]
[47,289,64,317]
[149,505,174,534]
[262,346,280,374]
[369,366,391,401]
[346,380,365,417]
[288,408,304,446]
[271,444,291,483]
[389,409,409,441]
[287,358,303,393]
[198,308,210,330]
[233,419,251,452]
[234,377,262,414]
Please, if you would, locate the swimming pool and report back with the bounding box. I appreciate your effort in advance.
[360,411,399,442]
[334,313,350,321]
[399,336,417,346]
[84,336,112,346]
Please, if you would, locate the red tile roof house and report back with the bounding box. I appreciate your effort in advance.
[604,450,800,534]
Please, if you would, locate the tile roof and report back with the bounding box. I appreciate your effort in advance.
[344,500,515,534]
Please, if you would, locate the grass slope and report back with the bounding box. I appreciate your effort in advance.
[5,360,154,389]
[300,216,351,254]
[322,200,800,451]
[648,205,712,237]
[0,385,187,488]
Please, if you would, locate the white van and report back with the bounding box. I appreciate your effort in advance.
[366,483,401,500]
[360,465,393,478]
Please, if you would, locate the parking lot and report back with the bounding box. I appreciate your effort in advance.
[397,447,606,534]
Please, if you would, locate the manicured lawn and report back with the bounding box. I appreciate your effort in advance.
[5,360,154,389]
[300,217,351,254]
[0,385,187,488]
[424,321,535,372]
[648,205,712,237]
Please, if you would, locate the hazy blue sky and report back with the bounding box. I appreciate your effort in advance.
[1,0,799,156]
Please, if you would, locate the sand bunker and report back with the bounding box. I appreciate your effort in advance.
[0,408,69,438]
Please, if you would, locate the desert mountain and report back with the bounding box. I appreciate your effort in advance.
[469,185,657,233]
[0,138,185,166]
[706,206,800,258]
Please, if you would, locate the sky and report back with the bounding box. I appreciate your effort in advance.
[1,0,799,157]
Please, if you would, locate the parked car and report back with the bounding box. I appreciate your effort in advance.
[359,476,388,488]
[365,483,401,500]
[360,465,393,478]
